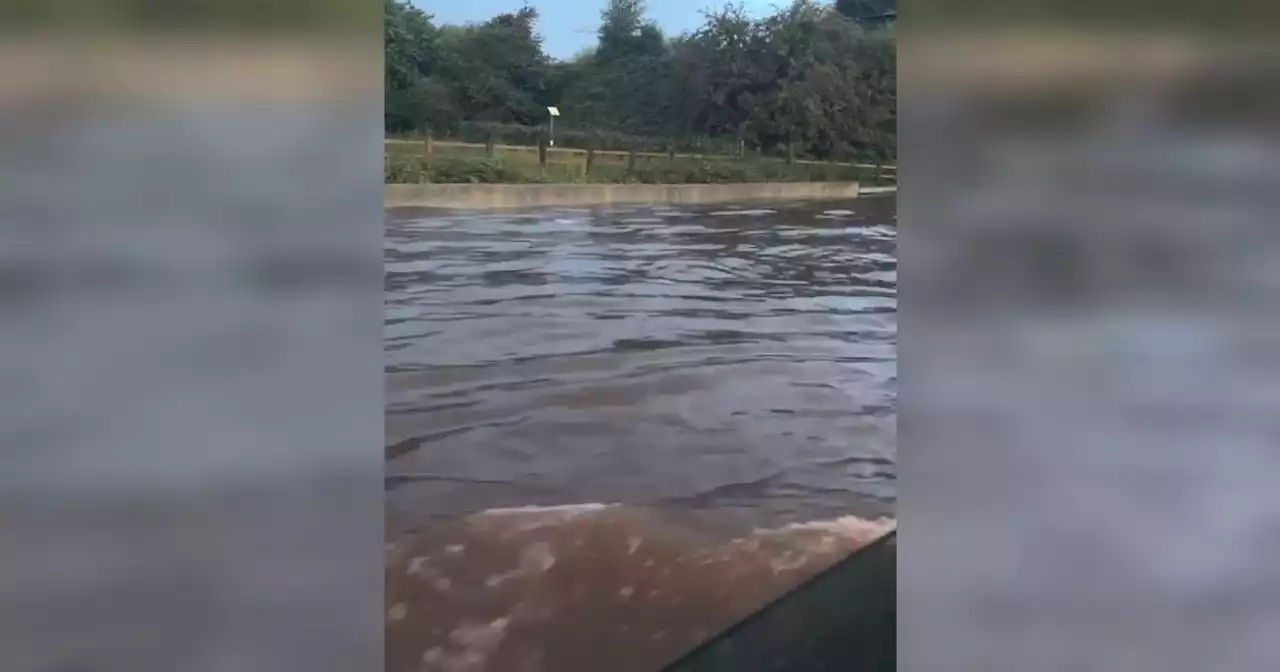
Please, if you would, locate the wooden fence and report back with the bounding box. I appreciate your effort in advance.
[385,138,896,181]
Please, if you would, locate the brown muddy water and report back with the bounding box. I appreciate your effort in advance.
[385,198,897,672]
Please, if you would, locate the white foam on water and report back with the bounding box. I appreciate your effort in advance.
[484,568,523,588]
[468,503,621,534]
[760,514,897,538]
[822,209,856,216]
[430,617,510,671]
[388,506,896,672]
[755,516,896,562]
[707,209,776,216]
[520,541,557,572]
[768,551,810,574]
[475,502,617,516]
[388,602,408,621]
[463,505,894,545]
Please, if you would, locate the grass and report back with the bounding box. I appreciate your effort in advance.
[387,122,755,158]
[385,153,891,186]
[387,122,896,166]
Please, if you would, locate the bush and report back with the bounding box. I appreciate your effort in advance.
[384,155,527,184]
[385,124,894,165]
[384,153,884,185]
[414,121,745,156]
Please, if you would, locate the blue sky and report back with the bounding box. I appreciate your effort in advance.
[412,0,779,60]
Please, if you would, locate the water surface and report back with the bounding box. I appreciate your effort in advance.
[384,198,897,671]
[386,198,896,527]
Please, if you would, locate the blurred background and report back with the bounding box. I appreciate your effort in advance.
[901,4,1280,671]
[0,3,385,671]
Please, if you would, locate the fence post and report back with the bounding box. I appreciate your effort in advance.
[627,149,637,172]
[586,147,595,178]
[537,136,548,169]
[667,141,676,163]
[485,129,496,158]
[423,134,433,158]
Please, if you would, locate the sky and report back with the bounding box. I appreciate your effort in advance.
[411,0,777,60]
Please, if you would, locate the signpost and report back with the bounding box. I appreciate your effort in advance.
[547,106,560,147]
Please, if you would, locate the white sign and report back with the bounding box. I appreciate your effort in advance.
[547,106,561,117]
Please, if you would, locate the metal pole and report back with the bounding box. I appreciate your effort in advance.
[549,114,555,147]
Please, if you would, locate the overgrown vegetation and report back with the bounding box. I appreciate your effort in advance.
[387,121,749,156]
[385,0,896,164]
[384,153,881,185]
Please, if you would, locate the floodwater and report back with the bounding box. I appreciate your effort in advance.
[385,198,897,672]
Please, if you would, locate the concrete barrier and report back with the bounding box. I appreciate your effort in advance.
[385,182,862,210]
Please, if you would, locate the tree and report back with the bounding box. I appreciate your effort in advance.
[834,0,895,20]
[558,0,675,135]
[384,0,441,132]
[674,4,762,139]
[596,0,666,62]
[434,8,552,124]
[382,0,897,161]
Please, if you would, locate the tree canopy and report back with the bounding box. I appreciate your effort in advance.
[384,0,896,161]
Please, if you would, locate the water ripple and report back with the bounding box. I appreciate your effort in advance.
[386,198,896,526]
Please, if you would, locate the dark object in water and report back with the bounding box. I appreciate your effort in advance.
[661,530,896,672]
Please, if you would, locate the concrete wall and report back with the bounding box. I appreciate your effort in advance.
[385,182,862,210]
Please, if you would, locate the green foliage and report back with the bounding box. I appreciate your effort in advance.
[834,0,896,20]
[596,0,667,63]
[386,152,882,185]
[385,155,529,184]
[384,0,552,134]
[384,0,896,162]
[390,121,743,155]
[433,7,552,126]
[384,0,444,133]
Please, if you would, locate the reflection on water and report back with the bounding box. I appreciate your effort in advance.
[385,199,896,671]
